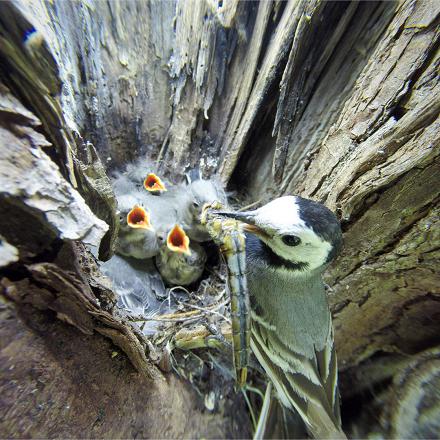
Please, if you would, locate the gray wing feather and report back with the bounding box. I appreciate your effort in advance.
[315,320,341,427]
[251,316,345,439]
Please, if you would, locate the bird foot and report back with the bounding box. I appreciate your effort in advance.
[202,320,231,349]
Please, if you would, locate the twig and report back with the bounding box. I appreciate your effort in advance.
[169,285,191,296]
[126,299,230,323]
[177,298,231,323]
[238,199,263,211]
[253,382,272,440]
[127,313,200,323]
[242,388,258,432]
[173,322,232,350]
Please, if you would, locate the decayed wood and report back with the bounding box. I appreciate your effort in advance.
[72,138,120,261]
[0,1,121,260]
[295,0,440,368]
[217,0,304,181]
[384,346,440,438]
[0,5,251,437]
[1,240,159,380]
[0,235,18,267]
[231,0,397,196]
[271,0,358,183]
[0,83,108,259]
[0,0,439,437]
[0,299,248,439]
[15,0,175,168]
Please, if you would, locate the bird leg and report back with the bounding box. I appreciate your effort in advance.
[201,319,232,350]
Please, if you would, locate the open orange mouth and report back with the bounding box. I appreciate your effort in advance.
[167,225,191,255]
[143,173,167,192]
[127,205,153,230]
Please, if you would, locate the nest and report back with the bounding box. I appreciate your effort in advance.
[100,242,234,394]
[100,223,264,416]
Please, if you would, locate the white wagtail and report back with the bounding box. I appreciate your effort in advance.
[216,196,345,439]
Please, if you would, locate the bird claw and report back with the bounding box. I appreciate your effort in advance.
[202,320,231,349]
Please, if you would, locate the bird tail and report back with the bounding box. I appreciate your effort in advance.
[307,404,346,439]
[250,333,346,439]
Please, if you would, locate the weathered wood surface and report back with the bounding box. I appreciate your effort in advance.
[300,0,440,369]
[0,0,439,437]
[0,83,108,258]
[0,298,247,439]
[0,19,250,433]
[0,1,119,260]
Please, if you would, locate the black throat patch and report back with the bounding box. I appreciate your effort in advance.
[246,234,309,272]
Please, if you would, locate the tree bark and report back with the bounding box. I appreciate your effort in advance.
[0,0,439,438]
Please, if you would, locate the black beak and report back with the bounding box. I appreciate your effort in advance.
[215,211,256,225]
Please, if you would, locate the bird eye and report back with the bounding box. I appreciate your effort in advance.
[192,201,200,208]
[282,235,301,246]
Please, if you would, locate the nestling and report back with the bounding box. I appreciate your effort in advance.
[155,224,207,286]
[100,254,166,318]
[116,203,160,259]
[182,175,228,242]
[110,159,226,289]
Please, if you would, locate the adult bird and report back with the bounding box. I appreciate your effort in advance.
[217,196,345,439]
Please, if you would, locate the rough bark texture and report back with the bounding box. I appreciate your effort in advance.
[0,299,247,439]
[0,0,439,438]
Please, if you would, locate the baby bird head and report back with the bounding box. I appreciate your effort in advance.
[188,178,227,219]
[166,224,191,255]
[217,196,342,272]
[127,205,154,231]
[144,173,167,194]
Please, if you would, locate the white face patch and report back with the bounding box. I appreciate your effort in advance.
[253,196,332,271]
[255,197,305,233]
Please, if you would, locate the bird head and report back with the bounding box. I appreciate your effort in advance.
[188,178,227,218]
[166,224,191,256]
[143,173,167,193]
[216,196,342,272]
[127,205,154,231]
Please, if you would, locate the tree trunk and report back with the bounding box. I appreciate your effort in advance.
[0,0,439,438]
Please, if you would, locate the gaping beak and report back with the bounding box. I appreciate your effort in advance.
[127,205,154,230]
[167,225,191,255]
[215,210,267,237]
[144,173,167,193]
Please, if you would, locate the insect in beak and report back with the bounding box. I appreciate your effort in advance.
[167,225,191,255]
[144,173,167,194]
[127,205,154,230]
